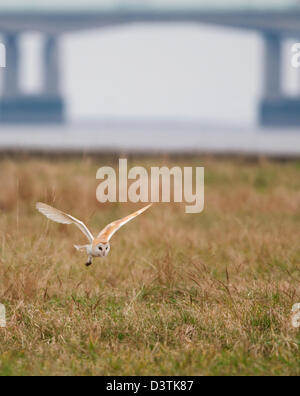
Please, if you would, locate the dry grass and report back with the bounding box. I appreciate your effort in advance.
[0,155,299,376]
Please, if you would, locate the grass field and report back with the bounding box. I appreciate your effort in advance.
[0,155,299,376]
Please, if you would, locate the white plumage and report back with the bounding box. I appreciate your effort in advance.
[36,202,152,266]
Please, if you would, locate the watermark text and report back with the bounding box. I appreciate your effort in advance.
[0,304,6,328]
[291,303,300,328]
[96,159,204,214]
[0,43,6,68]
[291,43,300,68]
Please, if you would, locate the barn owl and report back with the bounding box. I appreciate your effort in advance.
[36,202,152,266]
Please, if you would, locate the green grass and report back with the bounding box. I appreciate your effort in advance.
[0,156,299,376]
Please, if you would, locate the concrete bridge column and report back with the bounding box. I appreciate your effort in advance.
[44,35,61,97]
[0,32,64,123]
[2,33,20,98]
[260,33,300,127]
[263,33,281,100]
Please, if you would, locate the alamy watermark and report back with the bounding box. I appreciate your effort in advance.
[0,303,6,328]
[291,303,300,329]
[0,43,6,68]
[291,43,300,68]
[96,159,204,214]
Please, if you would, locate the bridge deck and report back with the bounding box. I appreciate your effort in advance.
[0,1,299,13]
[0,1,300,34]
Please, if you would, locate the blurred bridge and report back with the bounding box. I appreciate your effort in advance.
[0,1,300,126]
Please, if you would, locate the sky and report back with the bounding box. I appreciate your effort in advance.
[10,23,300,125]
[0,0,299,12]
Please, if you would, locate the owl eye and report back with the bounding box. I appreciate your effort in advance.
[98,246,103,251]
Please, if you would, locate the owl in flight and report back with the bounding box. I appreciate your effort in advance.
[36,202,153,266]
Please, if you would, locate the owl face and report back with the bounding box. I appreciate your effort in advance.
[93,242,110,258]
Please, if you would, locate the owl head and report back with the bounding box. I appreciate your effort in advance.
[92,240,110,257]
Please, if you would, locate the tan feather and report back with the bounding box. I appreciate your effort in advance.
[93,204,152,245]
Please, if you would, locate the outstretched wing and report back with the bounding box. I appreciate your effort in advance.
[36,202,94,243]
[95,204,152,243]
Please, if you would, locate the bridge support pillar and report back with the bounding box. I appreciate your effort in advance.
[0,33,64,124]
[2,33,20,98]
[44,35,61,97]
[259,33,300,127]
